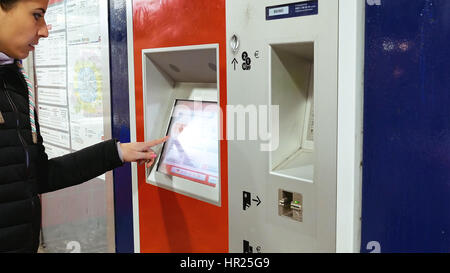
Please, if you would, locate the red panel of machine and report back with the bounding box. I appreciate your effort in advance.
[132,0,228,252]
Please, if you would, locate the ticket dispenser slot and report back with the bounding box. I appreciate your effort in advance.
[278,189,303,222]
[142,45,221,206]
[270,42,314,182]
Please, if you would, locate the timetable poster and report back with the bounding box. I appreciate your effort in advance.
[35,0,109,174]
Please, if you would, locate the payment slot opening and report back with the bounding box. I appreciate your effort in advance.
[270,42,314,182]
[143,45,221,206]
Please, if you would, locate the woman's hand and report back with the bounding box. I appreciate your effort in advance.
[120,136,169,168]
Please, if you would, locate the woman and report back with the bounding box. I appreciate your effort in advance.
[0,0,167,252]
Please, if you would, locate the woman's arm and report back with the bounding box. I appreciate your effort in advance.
[35,119,168,194]
[36,135,123,194]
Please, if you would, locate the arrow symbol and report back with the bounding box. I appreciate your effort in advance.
[252,196,261,206]
[232,58,238,70]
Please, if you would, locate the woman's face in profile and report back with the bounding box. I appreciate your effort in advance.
[0,0,49,59]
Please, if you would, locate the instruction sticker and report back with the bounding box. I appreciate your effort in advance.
[266,0,318,21]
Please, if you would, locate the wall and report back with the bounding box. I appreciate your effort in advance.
[362,0,450,252]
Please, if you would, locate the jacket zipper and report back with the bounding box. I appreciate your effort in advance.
[2,80,31,173]
[2,79,37,249]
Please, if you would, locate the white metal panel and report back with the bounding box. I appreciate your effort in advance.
[227,0,339,252]
[126,0,140,253]
[336,0,365,253]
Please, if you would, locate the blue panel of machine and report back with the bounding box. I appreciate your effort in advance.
[108,0,134,253]
[266,0,318,21]
[362,0,450,252]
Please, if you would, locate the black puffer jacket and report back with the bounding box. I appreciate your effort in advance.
[0,62,123,253]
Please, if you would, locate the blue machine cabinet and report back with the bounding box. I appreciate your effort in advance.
[108,0,134,253]
[362,0,450,252]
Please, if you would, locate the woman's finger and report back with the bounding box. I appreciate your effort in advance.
[135,151,157,162]
[145,136,169,148]
[146,158,155,168]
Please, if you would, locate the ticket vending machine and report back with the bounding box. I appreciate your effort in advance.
[226,0,363,252]
[129,0,363,253]
[129,0,228,252]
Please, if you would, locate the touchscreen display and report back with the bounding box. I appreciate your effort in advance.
[157,100,219,187]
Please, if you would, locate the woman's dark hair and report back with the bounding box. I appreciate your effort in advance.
[0,0,18,11]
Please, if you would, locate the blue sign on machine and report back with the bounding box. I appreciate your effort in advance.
[266,0,318,21]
